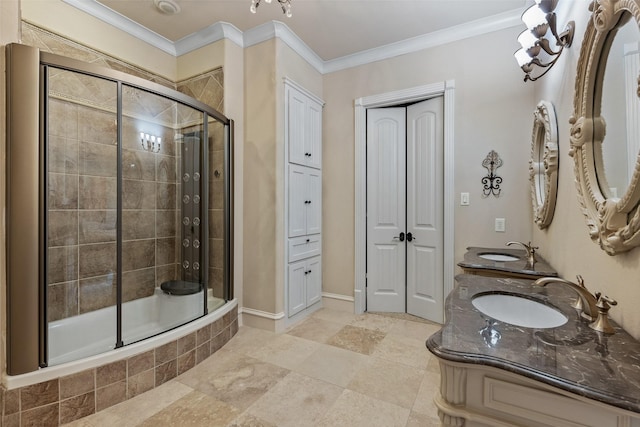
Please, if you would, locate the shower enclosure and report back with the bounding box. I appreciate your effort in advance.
[6,43,233,374]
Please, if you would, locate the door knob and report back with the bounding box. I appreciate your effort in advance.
[407,232,414,242]
[393,232,405,242]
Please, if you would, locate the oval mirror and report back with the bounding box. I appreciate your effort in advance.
[529,100,559,229]
[570,0,640,255]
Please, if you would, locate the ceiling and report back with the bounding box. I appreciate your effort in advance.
[93,0,530,61]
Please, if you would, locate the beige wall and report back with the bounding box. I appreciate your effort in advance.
[243,39,278,313]
[322,27,535,297]
[532,1,640,339]
[20,0,176,80]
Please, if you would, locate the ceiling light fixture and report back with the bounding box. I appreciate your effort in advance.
[250,0,292,18]
[514,0,574,82]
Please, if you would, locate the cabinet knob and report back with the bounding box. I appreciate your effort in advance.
[306,239,310,243]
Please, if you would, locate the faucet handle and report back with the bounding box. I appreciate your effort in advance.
[589,292,618,334]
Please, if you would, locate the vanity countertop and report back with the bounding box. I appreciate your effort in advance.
[457,246,558,278]
[427,274,640,413]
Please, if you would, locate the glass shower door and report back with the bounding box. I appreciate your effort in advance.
[120,85,206,345]
[46,66,119,365]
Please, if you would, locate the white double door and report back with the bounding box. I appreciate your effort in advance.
[366,97,444,323]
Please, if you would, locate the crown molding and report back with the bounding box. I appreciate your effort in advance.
[323,8,522,74]
[174,21,244,55]
[244,21,324,73]
[63,0,522,74]
[62,0,177,56]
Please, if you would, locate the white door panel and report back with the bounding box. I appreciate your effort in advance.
[366,108,406,313]
[306,257,322,306]
[306,101,322,169]
[288,260,306,316]
[288,165,307,237]
[366,98,443,322]
[407,97,444,323]
[306,168,322,235]
[288,89,307,166]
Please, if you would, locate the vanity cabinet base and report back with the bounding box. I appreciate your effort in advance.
[435,359,640,427]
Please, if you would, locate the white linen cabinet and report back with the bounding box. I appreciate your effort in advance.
[284,78,324,322]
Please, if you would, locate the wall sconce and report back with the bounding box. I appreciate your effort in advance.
[482,150,503,197]
[140,132,161,153]
[514,0,575,82]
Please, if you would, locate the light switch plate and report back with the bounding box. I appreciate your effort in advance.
[495,218,506,232]
[460,192,469,206]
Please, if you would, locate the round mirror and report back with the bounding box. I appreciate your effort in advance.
[570,0,640,255]
[529,100,559,229]
[598,12,640,199]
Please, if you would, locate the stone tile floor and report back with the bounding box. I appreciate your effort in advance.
[64,308,442,426]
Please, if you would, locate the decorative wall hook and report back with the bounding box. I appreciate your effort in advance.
[482,150,503,197]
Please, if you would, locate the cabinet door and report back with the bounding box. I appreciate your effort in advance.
[288,88,307,166]
[305,168,322,235]
[288,260,307,316]
[288,165,307,237]
[306,256,322,306]
[305,100,322,169]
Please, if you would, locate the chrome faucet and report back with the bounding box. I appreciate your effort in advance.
[506,241,538,266]
[533,275,618,334]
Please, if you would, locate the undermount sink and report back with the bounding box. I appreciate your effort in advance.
[478,253,520,262]
[471,293,568,329]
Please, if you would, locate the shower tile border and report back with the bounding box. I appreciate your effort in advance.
[0,305,237,426]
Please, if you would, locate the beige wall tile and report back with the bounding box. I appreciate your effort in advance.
[79,242,116,278]
[48,246,78,284]
[123,179,156,210]
[156,210,177,238]
[155,341,177,366]
[156,182,177,210]
[97,360,126,388]
[79,276,116,313]
[78,107,117,146]
[79,176,116,209]
[78,210,116,244]
[47,281,79,322]
[127,369,155,399]
[122,210,155,240]
[128,350,155,377]
[156,237,176,266]
[96,381,127,412]
[122,149,156,181]
[122,268,155,302]
[48,173,78,209]
[48,135,79,174]
[155,360,178,386]
[20,379,59,411]
[48,99,78,139]
[48,210,78,247]
[21,402,59,427]
[156,155,177,183]
[196,325,210,346]
[60,391,96,424]
[60,370,96,400]
[177,332,196,356]
[122,240,155,271]
[79,142,117,177]
[177,351,195,376]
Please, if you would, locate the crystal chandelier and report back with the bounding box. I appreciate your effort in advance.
[250,0,292,18]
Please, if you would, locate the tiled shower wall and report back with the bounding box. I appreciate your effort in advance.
[22,23,227,319]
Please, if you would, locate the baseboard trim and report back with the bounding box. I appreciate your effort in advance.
[239,307,286,332]
[321,292,355,312]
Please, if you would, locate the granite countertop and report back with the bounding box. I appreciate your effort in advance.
[427,274,640,413]
[457,246,558,278]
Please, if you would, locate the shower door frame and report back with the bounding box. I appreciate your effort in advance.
[6,43,234,375]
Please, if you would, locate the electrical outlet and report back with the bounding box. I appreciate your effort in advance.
[460,192,470,206]
[495,218,506,232]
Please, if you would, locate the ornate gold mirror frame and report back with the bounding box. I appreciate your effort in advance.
[570,0,640,255]
[530,100,559,229]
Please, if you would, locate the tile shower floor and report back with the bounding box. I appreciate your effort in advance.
[64,309,442,427]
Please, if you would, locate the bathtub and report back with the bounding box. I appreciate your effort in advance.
[48,288,226,366]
